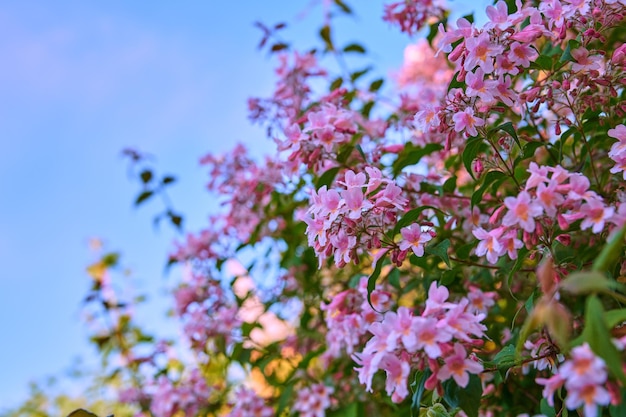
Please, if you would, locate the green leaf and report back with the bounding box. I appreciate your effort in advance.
[271,42,289,52]
[140,169,153,183]
[328,402,358,417]
[540,398,557,417]
[320,25,334,51]
[316,167,340,189]
[369,78,384,92]
[592,223,626,273]
[609,388,626,417]
[393,143,443,176]
[367,258,384,311]
[67,410,99,417]
[471,170,506,208]
[388,267,401,289]
[559,39,580,63]
[448,71,466,92]
[492,344,519,371]
[277,382,294,415]
[442,375,482,417]
[442,176,457,193]
[135,190,154,205]
[462,136,484,180]
[411,369,431,413]
[560,270,625,294]
[161,175,176,185]
[333,0,352,14]
[425,239,451,268]
[393,205,443,236]
[493,121,521,150]
[456,241,476,260]
[605,308,626,328]
[582,295,626,385]
[507,247,529,288]
[343,43,365,53]
[330,76,343,91]
[350,66,371,82]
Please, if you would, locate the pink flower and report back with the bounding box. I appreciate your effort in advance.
[501,230,524,260]
[399,224,432,257]
[508,42,538,68]
[485,1,511,30]
[536,374,565,406]
[473,227,505,264]
[408,316,452,358]
[452,107,485,137]
[502,191,543,233]
[436,343,483,387]
[564,383,611,417]
[579,198,614,234]
[464,32,504,73]
[380,354,411,402]
[536,182,564,217]
[465,68,498,103]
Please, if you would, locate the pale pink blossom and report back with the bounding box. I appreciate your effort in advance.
[437,343,483,387]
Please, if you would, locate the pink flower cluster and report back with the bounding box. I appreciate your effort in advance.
[536,343,612,417]
[249,51,326,126]
[305,168,413,267]
[353,282,486,403]
[321,277,392,358]
[174,274,242,351]
[277,104,358,173]
[383,0,446,35]
[123,369,211,417]
[293,383,334,417]
[609,124,626,179]
[473,163,619,264]
[224,387,273,417]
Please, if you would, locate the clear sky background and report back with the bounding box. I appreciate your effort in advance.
[0,0,488,410]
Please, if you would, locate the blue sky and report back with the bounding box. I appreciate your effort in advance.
[0,0,488,410]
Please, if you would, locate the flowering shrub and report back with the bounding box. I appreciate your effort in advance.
[81,1,626,417]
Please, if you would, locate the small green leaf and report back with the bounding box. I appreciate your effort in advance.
[135,190,154,205]
[367,258,384,311]
[560,270,625,294]
[67,410,99,417]
[425,239,451,268]
[393,205,443,236]
[388,268,401,289]
[605,308,626,328]
[493,121,521,150]
[592,223,626,273]
[393,143,443,176]
[343,43,365,53]
[493,344,519,371]
[582,295,626,385]
[442,375,482,417]
[369,78,384,92]
[320,25,334,51]
[161,175,176,185]
[271,42,289,52]
[333,0,352,14]
[330,76,343,91]
[316,167,340,189]
[350,66,371,82]
[140,169,153,183]
[462,136,484,180]
[411,369,432,413]
[540,398,557,417]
